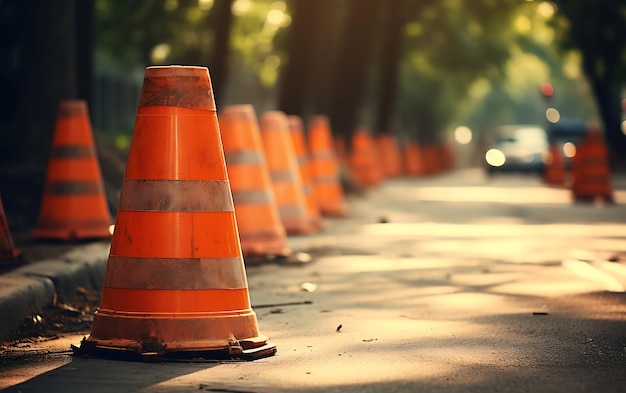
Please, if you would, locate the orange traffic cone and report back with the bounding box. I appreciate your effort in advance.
[219,104,291,258]
[422,143,441,175]
[288,115,322,232]
[77,66,276,361]
[33,100,112,241]
[350,128,382,188]
[308,115,347,216]
[544,142,566,186]
[377,134,402,177]
[0,193,21,262]
[571,128,614,203]
[404,141,424,176]
[334,136,348,165]
[439,144,455,171]
[260,111,315,234]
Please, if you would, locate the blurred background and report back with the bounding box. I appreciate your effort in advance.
[0,0,623,232]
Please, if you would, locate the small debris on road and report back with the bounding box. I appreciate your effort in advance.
[300,282,318,292]
[336,324,342,332]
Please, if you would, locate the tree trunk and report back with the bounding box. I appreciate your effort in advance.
[373,1,404,136]
[209,0,234,105]
[328,0,384,144]
[589,76,625,166]
[277,0,323,118]
[15,0,77,165]
[75,0,94,108]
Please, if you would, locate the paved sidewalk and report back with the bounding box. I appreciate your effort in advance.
[2,170,626,392]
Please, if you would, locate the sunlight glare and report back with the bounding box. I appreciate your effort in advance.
[151,43,171,63]
[197,0,213,11]
[454,126,473,145]
[546,107,560,123]
[537,1,556,18]
[266,9,285,25]
[563,142,576,158]
[485,149,505,167]
[232,0,251,15]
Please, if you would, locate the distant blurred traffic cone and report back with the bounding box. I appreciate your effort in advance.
[0,194,21,262]
[334,136,348,164]
[219,105,290,258]
[377,134,402,177]
[544,142,566,186]
[308,115,347,216]
[422,144,441,175]
[440,144,455,171]
[350,128,382,188]
[404,142,424,176]
[33,100,112,241]
[288,115,322,232]
[260,111,315,234]
[571,128,614,203]
[78,66,276,361]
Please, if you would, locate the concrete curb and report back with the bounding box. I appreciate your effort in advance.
[0,242,110,342]
[0,233,340,342]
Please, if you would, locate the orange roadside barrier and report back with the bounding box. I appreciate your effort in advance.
[260,111,315,234]
[308,115,347,216]
[377,134,402,177]
[33,100,112,241]
[350,128,382,188]
[571,128,614,203]
[544,142,566,186]
[219,105,291,258]
[76,66,276,361]
[0,193,21,262]
[288,115,322,232]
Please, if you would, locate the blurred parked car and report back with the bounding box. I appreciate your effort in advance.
[484,124,550,175]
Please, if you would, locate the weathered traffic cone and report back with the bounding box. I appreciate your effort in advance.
[260,111,315,234]
[422,143,441,175]
[77,66,276,361]
[219,104,290,258]
[439,144,455,171]
[571,128,614,203]
[288,115,322,232]
[0,193,21,262]
[404,141,424,176]
[376,133,402,177]
[544,142,566,186]
[307,115,347,216]
[33,100,112,241]
[350,128,382,188]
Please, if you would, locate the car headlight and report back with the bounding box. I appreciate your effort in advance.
[485,149,506,167]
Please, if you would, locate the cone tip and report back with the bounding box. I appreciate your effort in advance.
[261,111,288,130]
[145,65,210,78]
[58,100,88,117]
[287,115,303,130]
[140,65,215,111]
[221,104,255,115]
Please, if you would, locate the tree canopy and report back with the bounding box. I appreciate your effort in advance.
[0,0,613,164]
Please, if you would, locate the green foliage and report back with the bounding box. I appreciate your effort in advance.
[228,0,290,87]
[95,0,290,77]
[398,0,520,139]
[397,0,597,141]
